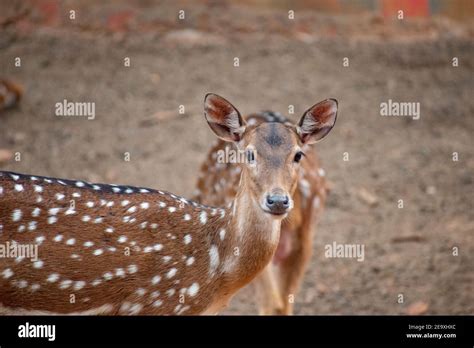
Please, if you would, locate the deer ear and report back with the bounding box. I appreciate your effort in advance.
[204,93,246,142]
[296,99,337,144]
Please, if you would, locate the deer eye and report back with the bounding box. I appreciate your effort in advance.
[294,151,305,163]
[246,149,256,163]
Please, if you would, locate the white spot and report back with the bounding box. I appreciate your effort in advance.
[159,201,166,208]
[28,221,37,231]
[53,234,63,242]
[136,288,146,296]
[32,207,40,217]
[209,245,220,276]
[318,168,326,177]
[55,193,65,200]
[151,275,161,285]
[219,229,226,240]
[162,256,171,263]
[94,217,103,224]
[150,223,158,229]
[200,211,207,224]
[112,187,121,193]
[166,268,177,279]
[33,260,44,269]
[31,283,41,291]
[153,244,163,251]
[140,202,150,209]
[91,279,102,286]
[186,256,195,266]
[121,200,130,206]
[103,272,113,280]
[35,236,45,245]
[65,208,76,215]
[14,184,24,192]
[34,185,43,193]
[187,283,199,297]
[57,180,66,185]
[140,188,150,193]
[127,206,137,213]
[125,188,133,194]
[82,215,91,222]
[17,280,28,288]
[93,185,101,190]
[106,201,114,207]
[166,289,176,297]
[2,268,13,279]
[183,234,192,245]
[76,181,85,187]
[84,241,94,247]
[59,280,72,289]
[115,268,125,277]
[74,281,86,290]
[127,264,138,274]
[152,300,163,307]
[140,221,148,229]
[86,201,94,208]
[93,249,103,256]
[12,209,22,222]
[10,174,19,180]
[118,236,127,243]
[184,214,191,221]
[48,207,60,215]
[66,238,76,245]
[72,192,81,198]
[105,227,114,233]
[48,216,57,224]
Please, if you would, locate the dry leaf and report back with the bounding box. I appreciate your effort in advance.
[406,301,429,315]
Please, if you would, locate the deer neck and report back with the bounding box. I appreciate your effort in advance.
[219,174,282,287]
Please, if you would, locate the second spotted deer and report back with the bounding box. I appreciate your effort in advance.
[195,99,337,314]
[0,93,336,315]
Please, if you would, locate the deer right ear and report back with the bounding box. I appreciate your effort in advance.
[204,93,246,142]
[296,99,338,144]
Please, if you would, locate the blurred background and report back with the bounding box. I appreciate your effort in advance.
[0,0,473,314]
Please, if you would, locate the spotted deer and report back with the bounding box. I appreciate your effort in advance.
[0,93,337,315]
[195,100,337,314]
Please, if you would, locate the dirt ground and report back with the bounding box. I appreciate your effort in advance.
[0,1,473,314]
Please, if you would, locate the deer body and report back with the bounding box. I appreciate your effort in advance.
[0,171,280,315]
[0,94,337,315]
[195,113,328,315]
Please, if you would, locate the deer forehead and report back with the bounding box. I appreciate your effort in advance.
[246,123,297,168]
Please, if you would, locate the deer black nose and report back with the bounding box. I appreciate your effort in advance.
[266,194,290,214]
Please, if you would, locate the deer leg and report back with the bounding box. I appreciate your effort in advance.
[274,222,314,315]
[254,263,285,315]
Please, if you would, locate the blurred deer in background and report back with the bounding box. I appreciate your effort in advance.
[0,93,336,315]
[0,79,22,111]
[195,97,337,314]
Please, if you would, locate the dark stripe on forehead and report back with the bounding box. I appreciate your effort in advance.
[264,123,284,147]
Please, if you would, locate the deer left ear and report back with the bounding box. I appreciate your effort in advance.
[204,93,247,143]
[296,99,338,144]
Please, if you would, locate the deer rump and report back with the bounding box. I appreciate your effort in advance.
[194,112,328,315]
